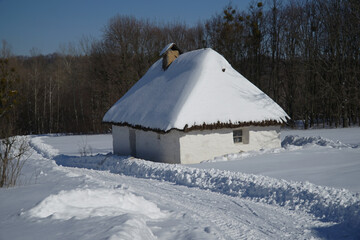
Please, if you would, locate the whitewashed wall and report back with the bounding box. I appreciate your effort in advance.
[112,125,281,164]
[135,129,181,163]
[112,125,130,155]
[179,126,281,164]
[112,125,181,163]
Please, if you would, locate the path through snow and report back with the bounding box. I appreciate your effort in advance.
[1,131,360,239]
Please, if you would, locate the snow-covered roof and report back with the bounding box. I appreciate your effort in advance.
[159,43,182,56]
[103,48,288,132]
[159,43,175,56]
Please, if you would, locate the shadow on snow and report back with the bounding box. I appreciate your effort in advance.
[54,153,360,239]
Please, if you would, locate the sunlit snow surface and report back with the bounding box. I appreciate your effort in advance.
[195,128,360,193]
[103,48,288,131]
[1,128,359,239]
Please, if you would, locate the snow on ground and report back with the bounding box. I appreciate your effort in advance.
[1,128,360,239]
[194,128,360,193]
[27,188,166,221]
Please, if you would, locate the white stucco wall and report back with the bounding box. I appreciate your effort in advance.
[112,125,281,165]
[112,125,181,163]
[135,129,181,164]
[112,125,130,155]
[179,126,281,164]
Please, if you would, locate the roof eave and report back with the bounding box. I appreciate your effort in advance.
[102,119,286,134]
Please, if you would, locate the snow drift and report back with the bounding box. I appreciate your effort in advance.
[54,154,360,227]
[28,187,166,220]
[29,136,59,159]
[30,135,360,228]
[282,135,359,149]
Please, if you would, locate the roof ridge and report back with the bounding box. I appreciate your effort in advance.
[103,47,288,131]
[164,49,210,130]
[170,49,213,130]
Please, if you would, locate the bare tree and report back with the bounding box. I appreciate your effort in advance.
[0,135,30,187]
[0,46,30,188]
[3,3,359,133]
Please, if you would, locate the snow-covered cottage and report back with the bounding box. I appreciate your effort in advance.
[103,43,288,164]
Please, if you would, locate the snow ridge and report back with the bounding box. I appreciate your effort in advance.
[204,135,358,163]
[55,154,360,227]
[29,136,59,159]
[282,135,359,149]
[30,135,360,227]
[28,188,166,220]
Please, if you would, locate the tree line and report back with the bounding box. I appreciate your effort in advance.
[1,0,359,137]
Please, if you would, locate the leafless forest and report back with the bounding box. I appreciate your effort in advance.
[1,0,359,136]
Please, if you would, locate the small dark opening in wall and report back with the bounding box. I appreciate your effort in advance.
[233,129,242,143]
[222,68,226,72]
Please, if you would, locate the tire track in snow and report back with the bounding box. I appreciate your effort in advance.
[60,153,359,228]
[29,135,360,239]
[62,165,324,240]
[50,159,323,240]
[123,178,324,240]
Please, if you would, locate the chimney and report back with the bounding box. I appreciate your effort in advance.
[160,43,182,70]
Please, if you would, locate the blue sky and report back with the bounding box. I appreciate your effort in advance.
[0,0,253,56]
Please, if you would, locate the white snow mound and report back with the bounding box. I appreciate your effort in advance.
[282,135,358,149]
[55,154,360,227]
[28,188,166,220]
[29,134,360,228]
[30,136,59,159]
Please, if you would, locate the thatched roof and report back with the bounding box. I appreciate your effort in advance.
[103,48,288,132]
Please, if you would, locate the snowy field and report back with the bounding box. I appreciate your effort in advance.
[195,128,360,193]
[0,128,359,239]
